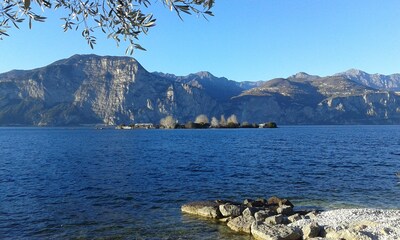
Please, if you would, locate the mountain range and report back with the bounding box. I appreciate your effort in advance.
[1,54,400,126]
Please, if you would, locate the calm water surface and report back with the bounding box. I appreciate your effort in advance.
[1,126,400,239]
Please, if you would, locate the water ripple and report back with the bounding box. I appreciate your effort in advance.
[0,126,400,239]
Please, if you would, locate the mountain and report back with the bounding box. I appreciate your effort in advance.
[0,55,222,125]
[335,69,400,91]
[231,75,400,124]
[1,54,400,126]
[153,71,243,102]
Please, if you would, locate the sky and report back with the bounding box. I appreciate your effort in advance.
[1,0,400,81]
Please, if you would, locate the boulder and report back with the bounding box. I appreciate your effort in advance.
[244,199,254,205]
[265,214,284,225]
[219,203,242,217]
[302,222,320,239]
[256,198,268,204]
[287,214,302,223]
[251,222,302,240]
[267,196,294,208]
[305,211,318,220]
[243,198,266,208]
[227,215,255,234]
[251,199,267,207]
[181,201,222,219]
[255,210,273,222]
[277,205,294,216]
[243,207,259,218]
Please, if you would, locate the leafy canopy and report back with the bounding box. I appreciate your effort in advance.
[0,0,214,53]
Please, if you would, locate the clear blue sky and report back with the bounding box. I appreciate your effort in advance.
[1,0,400,81]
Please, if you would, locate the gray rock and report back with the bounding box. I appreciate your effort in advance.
[302,222,320,239]
[251,222,302,240]
[256,198,267,204]
[219,203,242,217]
[227,215,255,234]
[243,207,258,218]
[277,205,294,216]
[251,199,267,207]
[264,214,284,225]
[267,196,294,208]
[287,213,302,223]
[244,199,265,207]
[305,211,318,220]
[181,201,222,219]
[255,210,272,222]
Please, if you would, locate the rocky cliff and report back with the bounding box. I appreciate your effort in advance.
[0,54,399,126]
[0,55,221,125]
[335,69,400,92]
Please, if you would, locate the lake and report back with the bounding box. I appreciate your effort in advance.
[1,126,400,239]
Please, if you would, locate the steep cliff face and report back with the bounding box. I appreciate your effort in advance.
[1,54,400,126]
[317,92,400,124]
[0,55,219,125]
[231,76,400,124]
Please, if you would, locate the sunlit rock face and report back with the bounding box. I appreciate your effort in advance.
[231,76,400,124]
[0,54,400,126]
[0,55,219,126]
[335,68,400,91]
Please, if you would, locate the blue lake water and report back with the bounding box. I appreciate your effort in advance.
[1,126,400,239]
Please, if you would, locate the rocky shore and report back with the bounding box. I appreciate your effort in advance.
[181,197,400,240]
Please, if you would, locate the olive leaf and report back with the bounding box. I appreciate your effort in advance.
[0,0,214,53]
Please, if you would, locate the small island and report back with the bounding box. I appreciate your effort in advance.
[116,114,278,130]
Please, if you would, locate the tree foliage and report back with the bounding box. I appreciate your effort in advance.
[210,116,218,127]
[194,114,209,124]
[227,114,238,124]
[160,115,176,129]
[219,114,226,127]
[0,0,214,53]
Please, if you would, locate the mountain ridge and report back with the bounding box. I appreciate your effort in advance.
[1,54,400,126]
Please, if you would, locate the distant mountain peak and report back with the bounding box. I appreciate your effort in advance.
[51,54,138,66]
[339,68,369,76]
[334,68,400,91]
[152,72,177,79]
[193,71,215,78]
[289,72,320,80]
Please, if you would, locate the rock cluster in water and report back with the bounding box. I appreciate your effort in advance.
[181,197,322,240]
